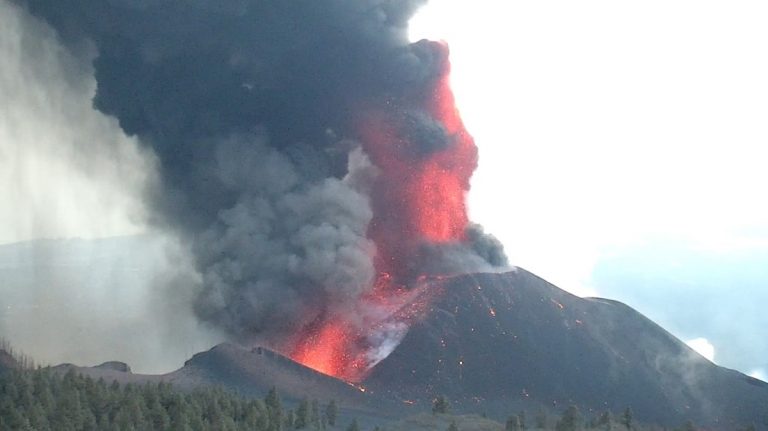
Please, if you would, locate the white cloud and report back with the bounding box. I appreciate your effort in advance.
[410,0,768,297]
[749,369,767,382]
[686,338,716,362]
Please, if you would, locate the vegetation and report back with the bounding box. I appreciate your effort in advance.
[325,399,338,427]
[0,337,35,370]
[345,418,360,431]
[432,395,450,415]
[555,405,582,431]
[621,407,633,430]
[505,414,522,431]
[0,366,338,431]
[0,344,744,431]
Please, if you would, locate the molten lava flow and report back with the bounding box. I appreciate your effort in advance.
[289,281,443,383]
[290,318,366,381]
[288,41,477,382]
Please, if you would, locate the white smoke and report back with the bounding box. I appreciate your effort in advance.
[0,0,152,245]
[749,369,767,382]
[686,337,716,363]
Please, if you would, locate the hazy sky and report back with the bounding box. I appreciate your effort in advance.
[410,0,768,380]
[0,0,151,245]
[1,0,766,379]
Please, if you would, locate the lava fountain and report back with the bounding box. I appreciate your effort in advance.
[289,41,478,382]
[20,0,504,385]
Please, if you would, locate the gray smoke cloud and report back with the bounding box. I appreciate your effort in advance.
[10,0,508,355]
[193,134,378,341]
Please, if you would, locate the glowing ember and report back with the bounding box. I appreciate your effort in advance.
[290,318,364,380]
[359,42,476,284]
[287,41,477,382]
[288,282,443,382]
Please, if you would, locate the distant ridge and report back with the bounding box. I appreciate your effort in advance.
[49,343,394,417]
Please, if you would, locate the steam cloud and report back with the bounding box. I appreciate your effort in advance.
[13,0,507,360]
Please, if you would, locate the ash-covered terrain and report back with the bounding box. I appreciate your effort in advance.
[10,242,763,430]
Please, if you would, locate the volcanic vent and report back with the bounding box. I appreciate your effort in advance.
[288,41,495,382]
[22,0,507,382]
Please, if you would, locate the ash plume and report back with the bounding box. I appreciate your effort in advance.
[16,0,508,368]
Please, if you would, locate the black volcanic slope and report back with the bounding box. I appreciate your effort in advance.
[364,269,768,430]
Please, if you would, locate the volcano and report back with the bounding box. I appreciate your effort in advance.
[363,269,768,429]
[40,266,768,430]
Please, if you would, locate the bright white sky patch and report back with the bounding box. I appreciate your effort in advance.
[686,337,716,362]
[409,1,768,293]
[749,369,767,382]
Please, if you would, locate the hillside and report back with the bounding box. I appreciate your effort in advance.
[364,269,768,430]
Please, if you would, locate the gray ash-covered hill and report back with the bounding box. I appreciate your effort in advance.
[52,343,393,419]
[168,343,376,407]
[363,269,768,430]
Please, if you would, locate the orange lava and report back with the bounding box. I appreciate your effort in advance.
[287,41,475,382]
[362,41,477,282]
[290,318,366,381]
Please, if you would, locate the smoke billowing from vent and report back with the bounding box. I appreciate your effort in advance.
[19,0,508,380]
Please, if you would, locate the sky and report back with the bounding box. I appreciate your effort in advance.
[0,0,766,379]
[409,0,768,380]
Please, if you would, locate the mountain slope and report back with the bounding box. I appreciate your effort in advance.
[364,269,768,430]
[52,343,391,418]
[166,343,376,407]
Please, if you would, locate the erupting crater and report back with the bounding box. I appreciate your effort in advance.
[286,41,478,382]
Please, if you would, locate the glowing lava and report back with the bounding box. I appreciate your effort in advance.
[288,41,476,382]
[363,41,477,283]
[290,318,365,380]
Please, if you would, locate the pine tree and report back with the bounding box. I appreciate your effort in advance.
[28,402,51,431]
[556,405,582,431]
[325,400,338,426]
[346,418,360,431]
[265,387,283,431]
[621,407,633,430]
[597,411,612,430]
[506,415,522,431]
[432,395,450,414]
[295,398,309,428]
[311,399,321,429]
[285,409,296,429]
[681,420,697,431]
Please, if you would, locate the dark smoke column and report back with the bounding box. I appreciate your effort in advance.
[20,0,507,382]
